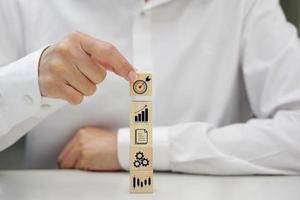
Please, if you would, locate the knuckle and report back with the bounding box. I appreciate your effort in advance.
[120,60,131,73]
[67,31,81,41]
[93,68,107,84]
[76,130,84,139]
[76,127,88,139]
[69,93,83,105]
[55,42,69,55]
[85,84,96,96]
[75,127,92,142]
[102,42,116,53]
[97,70,107,83]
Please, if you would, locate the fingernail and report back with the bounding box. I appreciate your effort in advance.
[128,70,137,83]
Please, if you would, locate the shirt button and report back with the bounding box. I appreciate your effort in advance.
[42,104,51,110]
[23,95,33,104]
[140,11,145,16]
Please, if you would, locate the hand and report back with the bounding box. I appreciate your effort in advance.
[39,31,136,105]
[58,127,122,171]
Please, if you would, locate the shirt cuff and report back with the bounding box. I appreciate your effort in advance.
[0,47,47,134]
[117,128,130,170]
[33,96,67,119]
[117,126,170,171]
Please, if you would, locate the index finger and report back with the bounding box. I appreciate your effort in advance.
[78,32,137,82]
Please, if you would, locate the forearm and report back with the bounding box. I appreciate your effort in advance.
[117,110,300,175]
[0,48,66,151]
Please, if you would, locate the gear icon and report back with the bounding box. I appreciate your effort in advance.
[133,160,141,168]
[133,151,150,168]
[141,158,150,167]
[135,152,144,160]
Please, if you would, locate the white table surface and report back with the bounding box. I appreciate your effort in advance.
[0,170,299,200]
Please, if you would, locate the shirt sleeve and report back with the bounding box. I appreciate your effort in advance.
[117,0,300,175]
[0,1,66,151]
[0,47,67,151]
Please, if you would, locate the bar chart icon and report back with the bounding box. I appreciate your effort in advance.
[130,101,152,125]
[130,170,153,193]
[134,105,148,122]
[132,176,152,189]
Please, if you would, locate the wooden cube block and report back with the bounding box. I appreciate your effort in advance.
[130,124,152,146]
[130,101,152,125]
[130,71,152,96]
[130,171,153,193]
[130,146,153,171]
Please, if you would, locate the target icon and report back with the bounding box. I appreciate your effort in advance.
[133,80,148,94]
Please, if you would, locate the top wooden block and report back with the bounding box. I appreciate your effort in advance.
[130,72,152,96]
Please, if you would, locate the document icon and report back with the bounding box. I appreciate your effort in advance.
[135,129,148,144]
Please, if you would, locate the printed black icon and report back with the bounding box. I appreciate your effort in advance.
[134,105,148,122]
[132,176,152,189]
[135,129,148,144]
[133,76,151,95]
[133,152,150,168]
[133,80,147,94]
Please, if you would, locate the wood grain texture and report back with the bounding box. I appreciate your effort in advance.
[130,72,152,96]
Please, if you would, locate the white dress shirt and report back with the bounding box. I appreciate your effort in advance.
[1,0,300,174]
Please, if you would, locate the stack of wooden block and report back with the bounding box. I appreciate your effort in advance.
[129,71,153,193]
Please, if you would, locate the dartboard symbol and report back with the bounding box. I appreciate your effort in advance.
[133,80,147,94]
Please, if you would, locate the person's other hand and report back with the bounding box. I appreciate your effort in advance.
[39,31,136,105]
[57,127,121,171]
